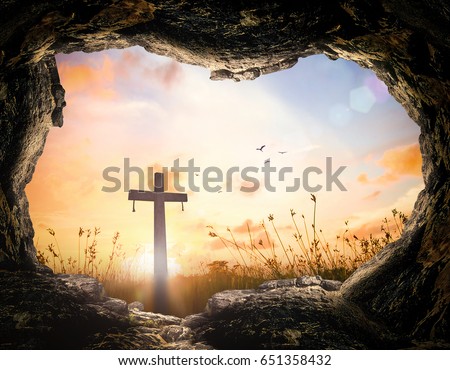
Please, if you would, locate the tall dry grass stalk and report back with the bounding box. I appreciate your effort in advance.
[36,195,408,316]
[207,195,407,281]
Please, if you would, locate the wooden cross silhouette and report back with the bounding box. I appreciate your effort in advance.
[128,172,187,314]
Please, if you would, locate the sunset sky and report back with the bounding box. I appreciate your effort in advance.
[26,46,423,275]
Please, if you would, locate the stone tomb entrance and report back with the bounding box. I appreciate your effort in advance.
[0,1,448,343]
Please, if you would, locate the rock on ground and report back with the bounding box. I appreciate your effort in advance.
[0,271,210,349]
[188,285,407,349]
[1,271,447,349]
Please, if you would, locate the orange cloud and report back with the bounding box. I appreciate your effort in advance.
[114,48,183,90]
[363,190,381,201]
[378,143,422,176]
[208,237,228,251]
[351,221,384,239]
[357,173,369,184]
[206,221,279,254]
[357,143,422,185]
[58,56,118,101]
[57,48,184,103]
[232,219,260,234]
[155,60,183,89]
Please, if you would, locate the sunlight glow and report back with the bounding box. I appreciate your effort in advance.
[121,245,182,280]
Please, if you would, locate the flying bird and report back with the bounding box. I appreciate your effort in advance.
[264,159,270,164]
[278,151,287,154]
[256,145,266,152]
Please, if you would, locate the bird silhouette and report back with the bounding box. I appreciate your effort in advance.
[264,159,270,164]
[278,151,287,154]
[256,145,266,152]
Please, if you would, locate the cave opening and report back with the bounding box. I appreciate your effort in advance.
[0,0,448,347]
[25,46,424,317]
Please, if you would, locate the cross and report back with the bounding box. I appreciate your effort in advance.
[128,172,187,314]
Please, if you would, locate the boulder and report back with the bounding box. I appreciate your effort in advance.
[189,285,406,349]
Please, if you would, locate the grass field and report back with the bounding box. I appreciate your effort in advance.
[37,197,408,317]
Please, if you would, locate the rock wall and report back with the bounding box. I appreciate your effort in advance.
[0,59,65,269]
[0,0,448,343]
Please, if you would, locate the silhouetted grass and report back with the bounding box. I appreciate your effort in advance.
[207,196,406,282]
[36,196,408,317]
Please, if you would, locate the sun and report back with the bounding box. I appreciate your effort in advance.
[121,245,182,280]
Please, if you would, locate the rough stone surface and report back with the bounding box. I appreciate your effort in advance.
[320,279,343,292]
[159,325,193,343]
[187,286,407,349]
[102,297,129,315]
[57,274,106,302]
[181,313,211,330]
[0,270,445,349]
[258,276,343,291]
[0,271,211,349]
[0,271,128,349]
[129,310,182,328]
[128,301,145,311]
[0,0,449,345]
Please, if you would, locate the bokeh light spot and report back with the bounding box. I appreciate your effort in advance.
[350,86,376,113]
[329,103,352,126]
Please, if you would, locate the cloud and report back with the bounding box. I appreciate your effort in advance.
[232,219,260,234]
[350,221,384,238]
[208,237,228,251]
[357,173,369,184]
[357,143,422,185]
[206,220,280,254]
[58,55,118,100]
[155,60,183,89]
[363,190,381,201]
[347,184,423,239]
[298,144,321,153]
[56,47,184,102]
[378,143,422,176]
[119,49,183,89]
